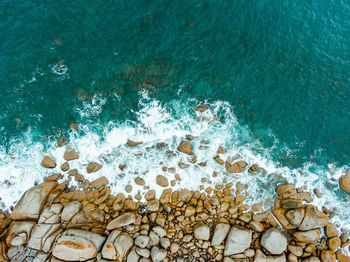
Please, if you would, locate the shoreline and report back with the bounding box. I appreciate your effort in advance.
[0,140,349,261]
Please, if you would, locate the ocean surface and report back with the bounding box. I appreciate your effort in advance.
[0,0,350,229]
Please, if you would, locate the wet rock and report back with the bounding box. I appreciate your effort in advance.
[195,104,209,112]
[135,177,145,186]
[11,181,56,220]
[261,228,287,255]
[211,223,230,245]
[276,184,297,198]
[41,156,56,168]
[194,224,210,240]
[292,229,321,243]
[248,164,260,174]
[147,199,160,212]
[151,246,167,262]
[321,250,336,262]
[156,175,169,187]
[177,141,192,155]
[87,162,102,173]
[224,226,252,256]
[145,190,156,201]
[225,160,248,173]
[325,223,339,238]
[127,139,143,146]
[90,176,109,188]
[339,172,350,193]
[327,236,341,250]
[64,148,79,161]
[159,188,172,204]
[69,121,79,131]
[336,250,350,262]
[107,212,136,230]
[298,205,329,231]
[53,235,97,261]
[60,161,69,171]
[214,155,225,165]
[57,136,68,147]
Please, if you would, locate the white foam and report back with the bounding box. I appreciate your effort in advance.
[0,91,349,233]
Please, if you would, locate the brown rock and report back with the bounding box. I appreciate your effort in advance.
[325,223,339,238]
[214,155,225,165]
[135,177,145,186]
[298,205,329,231]
[156,175,169,187]
[159,188,172,204]
[57,136,68,147]
[145,190,156,201]
[41,156,56,168]
[225,160,248,173]
[60,162,69,171]
[217,146,226,154]
[90,176,109,188]
[339,172,350,193]
[321,250,336,262]
[127,139,143,146]
[336,250,350,262]
[147,200,160,212]
[248,164,260,174]
[63,148,79,161]
[327,237,341,250]
[107,212,136,230]
[177,141,192,155]
[276,184,297,198]
[292,229,321,243]
[87,162,102,173]
[285,208,305,226]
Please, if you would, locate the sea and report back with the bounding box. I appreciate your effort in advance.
[0,0,350,230]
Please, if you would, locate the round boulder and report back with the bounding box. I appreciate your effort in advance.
[261,228,287,255]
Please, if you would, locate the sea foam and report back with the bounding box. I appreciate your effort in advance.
[0,90,349,231]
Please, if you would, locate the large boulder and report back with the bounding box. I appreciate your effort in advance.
[339,172,350,193]
[224,226,252,256]
[61,201,82,222]
[292,229,321,243]
[225,160,248,173]
[298,205,329,231]
[276,184,297,198]
[211,223,230,245]
[285,208,305,226]
[11,181,57,220]
[114,233,134,261]
[194,224,210,241]
[107,212,136,230]
[261,228,287,255]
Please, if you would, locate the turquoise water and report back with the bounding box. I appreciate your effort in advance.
[1,0,350,225]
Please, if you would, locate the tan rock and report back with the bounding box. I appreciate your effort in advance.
[225,160,248,173]
[214,155,225,165]
[261,228,287,255]
[321,250,336,262]
[285,208,305,226]
[135,177,145,186]
[292,229,321,243]
[339,172,350,193]
[159,188,172,204]
[224,226,252,256]
[178,189,192,202]
[11,181,57,220]
[327,237,341,250]
[107,212,136,230]
[325,223,339,238]
[336,250,350,262]
[41,156,56,168]
[90,176,109,188]
[248,164,260,174]
[63,148,79,161]
[147,200,160,212]
[211,223,230,245]
[194,224,210,240]
[177,141,192,155]
[60,162,69,171]
[127,139,143,146]
[87,162,102,173]
[145,190,156,201]
[6,221,35,246]
[276,184,297,198]
[156,175,169,187]
[298,205,329,231]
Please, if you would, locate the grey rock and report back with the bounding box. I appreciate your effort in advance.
[61,201,82,222]
[211,223,230,245]
[261,228,287,255]
[224,226,252,256]
[151,246,167,262]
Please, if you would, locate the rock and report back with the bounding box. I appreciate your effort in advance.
[313,189,322,198]
[224,226,252,256]
[11,181,56,220]
[41,156,56,168]
[339,172,350,193]
[145,190,156,201]
[61,201,82,222]
[214,155,225,165]
[153,226,166,238]
[90,176,109,188]
[303,257,321,262]
[135,235,149,248]
[6,221,35,246]
[127,248,140,262]
[325,223,339,238]
[177,141,192,155]
[64,229,106,251]
[147,199,159,212]
[156,175,168,187]
[135,177,145,186]
[280,199,302,209]
[151,246,167,262]
[160,237,170,249]
[292,229,321,243]
[327,236,341,250]
[64,148,79,161]
[248,164,260,174]
[195,104,209,112]
[285,208,305,226]
[170,243,179,253]
[149,231,160,246]
[60,162,69,171]
[298,205,329,231]
[288,245,303,257]
[261,228,287,255]
[211,223,230,245]
[276,184,297,198]
[52,235,97,261]
[136,247,151,258]
[321,250,336,262]
[178,189,192,202]
[101,229,122,260]
[225,160,248,173]
[38,204,63,223]
[114,236,134,262]
[185,206,196,217]
[127,139,143,146]
[159,188,172,204]
[194,224,210,240]
[107,212,136,230]
[87,162,102,173]
[69,121,79,130]
[336,250,350,262]
[249,221,265,232]
[28,224,60,250]
[57,136,68,147]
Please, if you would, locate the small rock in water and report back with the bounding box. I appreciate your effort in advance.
[41,156,56,168]
[60,162,69,172]
[177,141,193,155]
[135,177,145,186]
[63,148,79,161]
[156,175,169,187]
[87,162,102,173]
[56,136,68,147]
[68,121,79,131]
[127,139,143,146]
[225,160,248,173]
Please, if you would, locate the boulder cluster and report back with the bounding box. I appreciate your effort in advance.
[0,138,349,262]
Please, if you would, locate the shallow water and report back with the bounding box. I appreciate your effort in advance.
[0,0,350,229]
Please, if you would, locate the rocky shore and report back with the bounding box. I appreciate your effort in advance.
[0,140,350,262]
